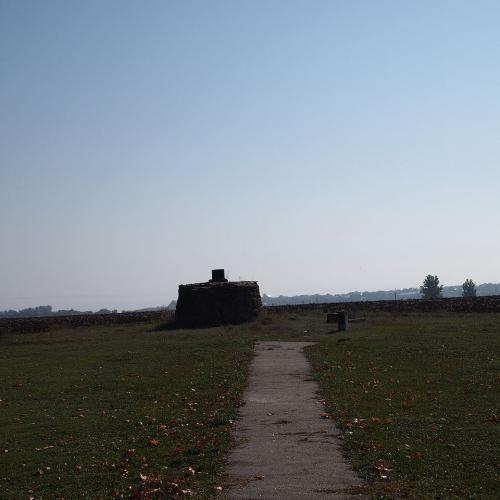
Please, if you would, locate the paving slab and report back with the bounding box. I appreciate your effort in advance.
[224,341,364,500]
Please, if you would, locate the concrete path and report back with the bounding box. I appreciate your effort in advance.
[224,341,363,500]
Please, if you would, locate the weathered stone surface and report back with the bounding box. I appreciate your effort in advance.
[175,280,262,328]
[0,310,173,335]
[265,295,500,315]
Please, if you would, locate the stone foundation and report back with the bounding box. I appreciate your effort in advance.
[175,280,262,328]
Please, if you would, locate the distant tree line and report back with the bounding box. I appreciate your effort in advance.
[420,275,477,299]
[260,279,496,306]
[0,305,116,319]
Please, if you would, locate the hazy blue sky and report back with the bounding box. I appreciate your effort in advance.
[1,0,500,311]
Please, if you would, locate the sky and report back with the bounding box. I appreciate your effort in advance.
[1,0,500,311]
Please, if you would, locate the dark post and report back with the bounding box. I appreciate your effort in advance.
[210,269,228,282]
[338,311,349,331]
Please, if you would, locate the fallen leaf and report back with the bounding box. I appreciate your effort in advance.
[485,414,499,423]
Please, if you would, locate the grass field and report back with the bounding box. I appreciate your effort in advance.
[0,314,318,499]
[307,313,500,498]
[1,311,499,499]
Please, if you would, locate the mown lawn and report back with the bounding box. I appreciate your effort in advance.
[2,311,499,499]
[307,313,500,499]
[0,313,318,499]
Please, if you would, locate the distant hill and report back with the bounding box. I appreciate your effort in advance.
[261,282,500,306]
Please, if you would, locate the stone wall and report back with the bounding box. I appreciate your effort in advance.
[175,281,262,327]
[264,295,500,315]
[0,310,173,335]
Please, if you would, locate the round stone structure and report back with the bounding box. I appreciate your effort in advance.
[175,270,262,328]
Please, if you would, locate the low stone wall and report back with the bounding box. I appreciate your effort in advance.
[0,310,174,335]
[175,281,262,327]
[264,295,500,315]
[5,294,496,335]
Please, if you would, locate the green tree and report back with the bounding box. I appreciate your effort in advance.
[462,279,477,298]
[420,274,443,299]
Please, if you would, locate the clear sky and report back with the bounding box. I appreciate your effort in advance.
[1,0,500,311]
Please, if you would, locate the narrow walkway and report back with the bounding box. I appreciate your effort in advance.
[225,341,363,499]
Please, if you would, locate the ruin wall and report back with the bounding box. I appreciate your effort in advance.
[175,281,262,327]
